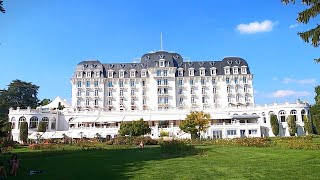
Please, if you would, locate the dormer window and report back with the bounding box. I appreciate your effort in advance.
[224,67,230,75]
[233,67,238,74]
[199,68,205,76]
[108,71,113,78]
[188,68,194,76]
[77,71,83,78]
[141,70,147,77]
[119,70,125,78]
[159,60,165,67]
[86,71,91,78]
[178,69,183,76]
[95,71,100,78]
[210,68,216,76]
[130,70,136,78]
[241,66,247,74]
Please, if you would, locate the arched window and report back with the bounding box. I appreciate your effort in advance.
[30,116,38,129]
[278,110,286,122]
[18,116,26,129]
[51,117,56,130]
[42,117,49,129]
[301,109,306,121]
[290,110,297,121]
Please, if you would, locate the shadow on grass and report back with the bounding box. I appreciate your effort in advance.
[0,146,202,180]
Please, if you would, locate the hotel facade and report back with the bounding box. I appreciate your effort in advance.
[8,51,310,141]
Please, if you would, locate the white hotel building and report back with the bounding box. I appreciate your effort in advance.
[9,51,310,141]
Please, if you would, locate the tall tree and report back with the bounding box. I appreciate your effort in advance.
[0,1,5,13]
[179,111,210,139]
[287,115,297,136]
[118,119,151,136]
[270,114,280,136]
[310,86,320,133]
[38,121,47,133]
[282,0,320,62]
[3,80,40,109]
[19,121,28,143]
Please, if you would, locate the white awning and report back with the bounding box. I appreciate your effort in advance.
[51,131,69,139]
[123,115,151,121]
[71,117,98,123]
[28,132,44,140]
[40,96,70,109]
[41,132,55,139]
[209,113,232,119]
[96,116,124,123]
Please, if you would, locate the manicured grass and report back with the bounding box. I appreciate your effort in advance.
[1,145,320,179]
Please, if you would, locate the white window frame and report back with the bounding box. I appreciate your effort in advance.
[233,67,238,74]
[108,71,113,78]
[178,69,183,76]
[188,68,194,76]
[130,70,136,78]
[241,67,247,74]
[141,70,147,77]
[210,68,216,76]
[224,67,230,75]
[199,68,205,76]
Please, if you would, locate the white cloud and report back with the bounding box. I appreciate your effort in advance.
[271,90,311,98]
[236,20,278,34]
[289,24,299,29]
[282,78,316,85]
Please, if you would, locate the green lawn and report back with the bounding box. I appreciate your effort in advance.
[1,145,320,180]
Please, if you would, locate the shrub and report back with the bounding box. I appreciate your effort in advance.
[160,140,197,155]
[19,121,28,143]
[160,130,169,137]
[303,115,313,134]
[118,119,151,136]
[270,114,279,136]
[28,143,65,151]
[107,136,158,146]
[287,115,297,136]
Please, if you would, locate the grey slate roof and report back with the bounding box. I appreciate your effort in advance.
[75,51,250,78]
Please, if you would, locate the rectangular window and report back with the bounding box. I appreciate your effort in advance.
[201,78,205,85]
[178,79,183,86]
[142,89,146,96]
[191,96,195,104]
[225,68,230,74]
[157,70,161,76]
[234,78,238,84]
[131,89,135,96]
[142,80,146,86]
[200,69,205,76]
[233,68,238,74]
[164,97,169,104]
[211,69,216,76]
[249,130,257,135]
[120,89,123,96]
[86,99,90,106]
[108,81,113,87]
[86,72,91,78]
[190,79,194,86]
[86,90,90,97]
[130,79,135,87]
[226,78,230,84]
[77,72,82,78]
[95,71,99,77]
[163,79,168,85]
[94,81,99,87]
[157,79,161,86]
[213,87,216,94]
[143,98,146,105]
[179,88,183,94]
[77,81,82,88]
[108,91,112,97]
[77,90,81,97]
[227,130,237,135]
[163,88,168,94]
[202,87,205,94]
[191,88,194,94]
[227,86,231,93]
[212,78,216,84]
[86,81,90,87]
[77,99,81,106]
[179,97,183,103]
[119,80,124,87]
[130,71,135,78]
[189,69,194,76]
[108,71,113,78]
[202,96,205,103]
[243,77,247,83]
[163,70,168,76]
[119,71,124,78]
[94,99,98,106]
[141,71,146,77]
[178,70,183,76]
[94,90,98,97]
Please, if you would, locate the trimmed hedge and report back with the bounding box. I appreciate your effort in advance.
[106,136,158,146]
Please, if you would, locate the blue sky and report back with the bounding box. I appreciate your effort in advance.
[0,0,319,105]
